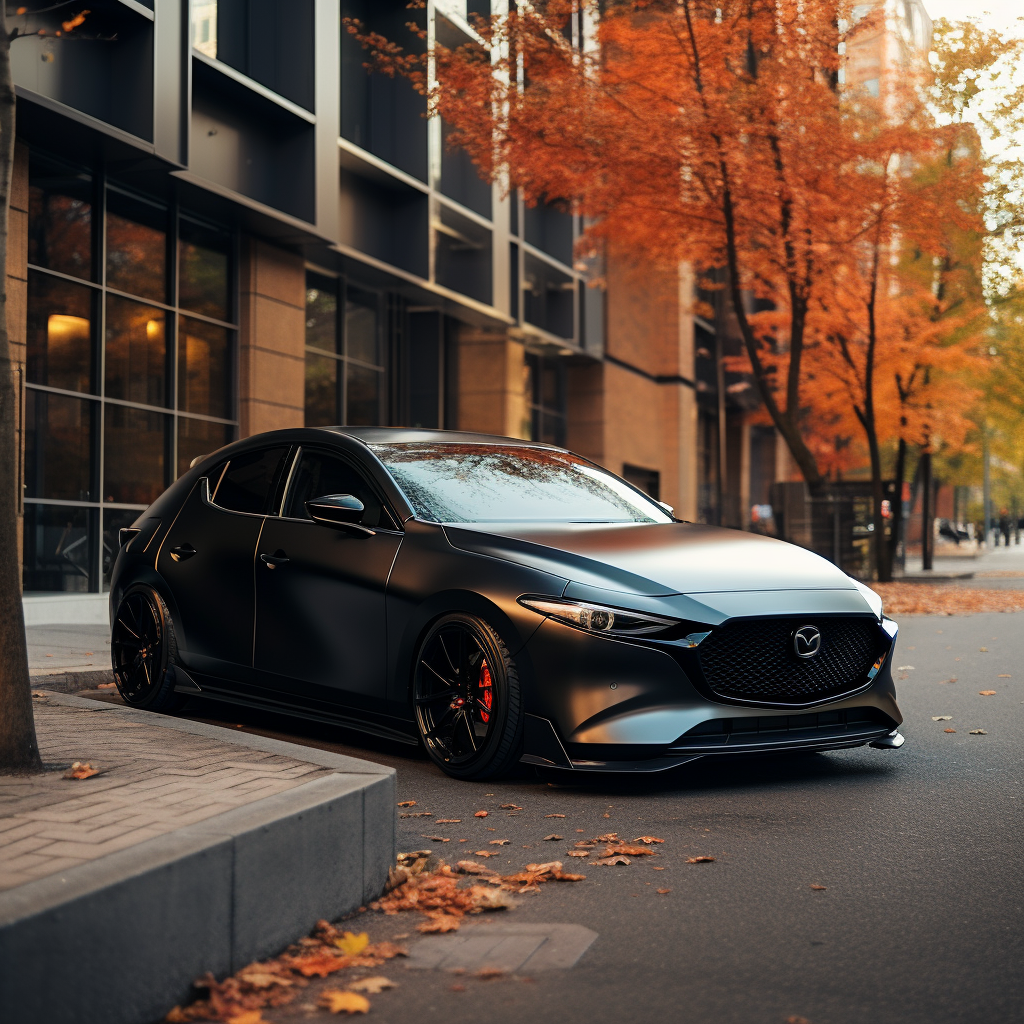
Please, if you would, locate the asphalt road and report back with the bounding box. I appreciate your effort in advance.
[90,612,1024,1024]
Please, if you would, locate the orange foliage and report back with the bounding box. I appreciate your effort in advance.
[351,0,991,533]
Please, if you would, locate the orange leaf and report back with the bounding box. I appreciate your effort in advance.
[488,839,510,845]
[979,690,997,696]
[347,976,396,994]
[418,914,462,933]
[319,989,370,1014]
[656,888,672,894]
[596,855,631,866]
[434,819,462,824]
[64,761,99,780]
[473,850,499,857]
[542,834,563,841]
[226,1013,266,1024]
[288,951,350,977]
[500,804,522,810]
[474,810,489,817]
[635,836,665,844]
[397,800,416,807]
[61,11,89,33]
[544,813,565,818]
[944,728,956,733]
[810,884,827,891]
[686,856,715,864]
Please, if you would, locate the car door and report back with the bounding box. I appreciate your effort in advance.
[253,446,403,713]
[157,445,291,683]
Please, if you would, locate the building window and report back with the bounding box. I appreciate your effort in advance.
[304,271,385,427]
[23,152,238,594]
[524,352,566,447]
[622,465,660,502]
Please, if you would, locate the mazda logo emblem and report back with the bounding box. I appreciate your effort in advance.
[793,625,821,659]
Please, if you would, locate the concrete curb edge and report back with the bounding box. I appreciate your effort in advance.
[0,694,397,1024]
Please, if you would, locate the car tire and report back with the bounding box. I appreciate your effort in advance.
[111,585,187,713]
[413,612,524,780]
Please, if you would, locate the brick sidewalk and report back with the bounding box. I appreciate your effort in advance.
[0,693,333,890]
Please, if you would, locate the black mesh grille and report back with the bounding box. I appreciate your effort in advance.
[697,617,880,704]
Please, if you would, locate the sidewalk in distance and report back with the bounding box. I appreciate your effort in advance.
[26,623,114,691]
[0,691,396,1024]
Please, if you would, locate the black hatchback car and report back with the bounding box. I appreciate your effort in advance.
[109,427,904,779]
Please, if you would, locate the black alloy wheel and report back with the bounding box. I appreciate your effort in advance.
[111,587,185,712]
[413,613,523,780]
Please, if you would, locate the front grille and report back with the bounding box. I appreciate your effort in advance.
[697,616,880,704]
[671,708,892,749]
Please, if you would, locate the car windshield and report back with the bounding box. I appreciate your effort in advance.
[369,442,673,524]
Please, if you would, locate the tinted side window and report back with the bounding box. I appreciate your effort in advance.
[212,447,290,514]
[283,450,390,529]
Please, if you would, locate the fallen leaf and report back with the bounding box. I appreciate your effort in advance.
[477,968,506,980]
[456,860,500,876]
[543,834,563,841]
[596,855,631,866]
[418,914,462,933]
[686,856,716,864]
[544,813,566,818]
[318,989,370,1014]
[603,813,610,818]
[810,884,827,891]
[939,677,957,684]
[979,647,989,652]
[226,1013,266,1024]
[236,966,293,990]
[979,690,997,696]
[500,804,522,810]
[83,651,93,656]
[474,810,489,817]
[489,839,510,846]
[434,819,462,824]
[595,833,619,842]
[97,681,117,689]
[397,800,416,807]
[331,932,369,956]
[421,835,451,842]
[63,761,99,780]
[400,812,433,818]
[652,866,665,870]
[634,836,665,844]
[473,850,499,857]
[469,885,517,910]
[656,888,672,894]
[287,951,350,976]
[347,976,396,994]
[567,850,589,858]
[944,728,956,733]
[787,1017,812,1024]
[604,844,658,857]
[969,729,988,735]
[874,585,1024,617]
[932,716,952,721]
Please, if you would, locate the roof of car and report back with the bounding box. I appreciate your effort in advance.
[320,427,563,449]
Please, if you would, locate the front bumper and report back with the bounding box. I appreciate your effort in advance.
[519,609,902,772]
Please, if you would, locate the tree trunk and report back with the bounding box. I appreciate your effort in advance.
[880,436,907,583]
[920,449,933,571]
[0,11,41,772]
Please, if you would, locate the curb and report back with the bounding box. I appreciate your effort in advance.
[29,668,114,692]
[0,693,397,1024]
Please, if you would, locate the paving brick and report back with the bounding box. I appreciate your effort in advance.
[0,699,335,889]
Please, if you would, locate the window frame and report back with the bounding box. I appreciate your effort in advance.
[22,151,240,594]
[275,445,403,533]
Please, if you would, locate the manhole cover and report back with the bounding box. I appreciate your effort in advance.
[406,923,597,973]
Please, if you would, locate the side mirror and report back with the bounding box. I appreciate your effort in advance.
[306,494,373,533]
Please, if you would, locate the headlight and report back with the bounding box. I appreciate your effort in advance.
[518,596,678,636]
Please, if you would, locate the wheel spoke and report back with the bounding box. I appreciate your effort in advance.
[116,617,141,641]
[438,633,458,676]
[424,705,457,743]
[458,710,477,752]
[420,659,456,690]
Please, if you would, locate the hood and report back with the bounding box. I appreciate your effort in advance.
[442,521,857,596]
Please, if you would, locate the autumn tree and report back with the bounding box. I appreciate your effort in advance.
[353,1,1007,576]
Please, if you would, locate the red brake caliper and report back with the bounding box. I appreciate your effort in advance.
[477,659,493,724]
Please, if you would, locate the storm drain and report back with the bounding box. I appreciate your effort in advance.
[405,923,598,973]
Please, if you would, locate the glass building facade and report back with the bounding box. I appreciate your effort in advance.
[23,154,236,593]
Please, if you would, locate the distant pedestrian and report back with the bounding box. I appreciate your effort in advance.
[1000,510,1011,548]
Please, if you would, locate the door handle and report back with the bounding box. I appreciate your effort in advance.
[170,544,197,562]
[260,552,290,569]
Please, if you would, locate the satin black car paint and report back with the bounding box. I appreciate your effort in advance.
[110,426,903,771]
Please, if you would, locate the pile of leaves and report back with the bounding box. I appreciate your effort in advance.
[373,849,584,933]
[874,584,1024,616]
[165,922,406,1022]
